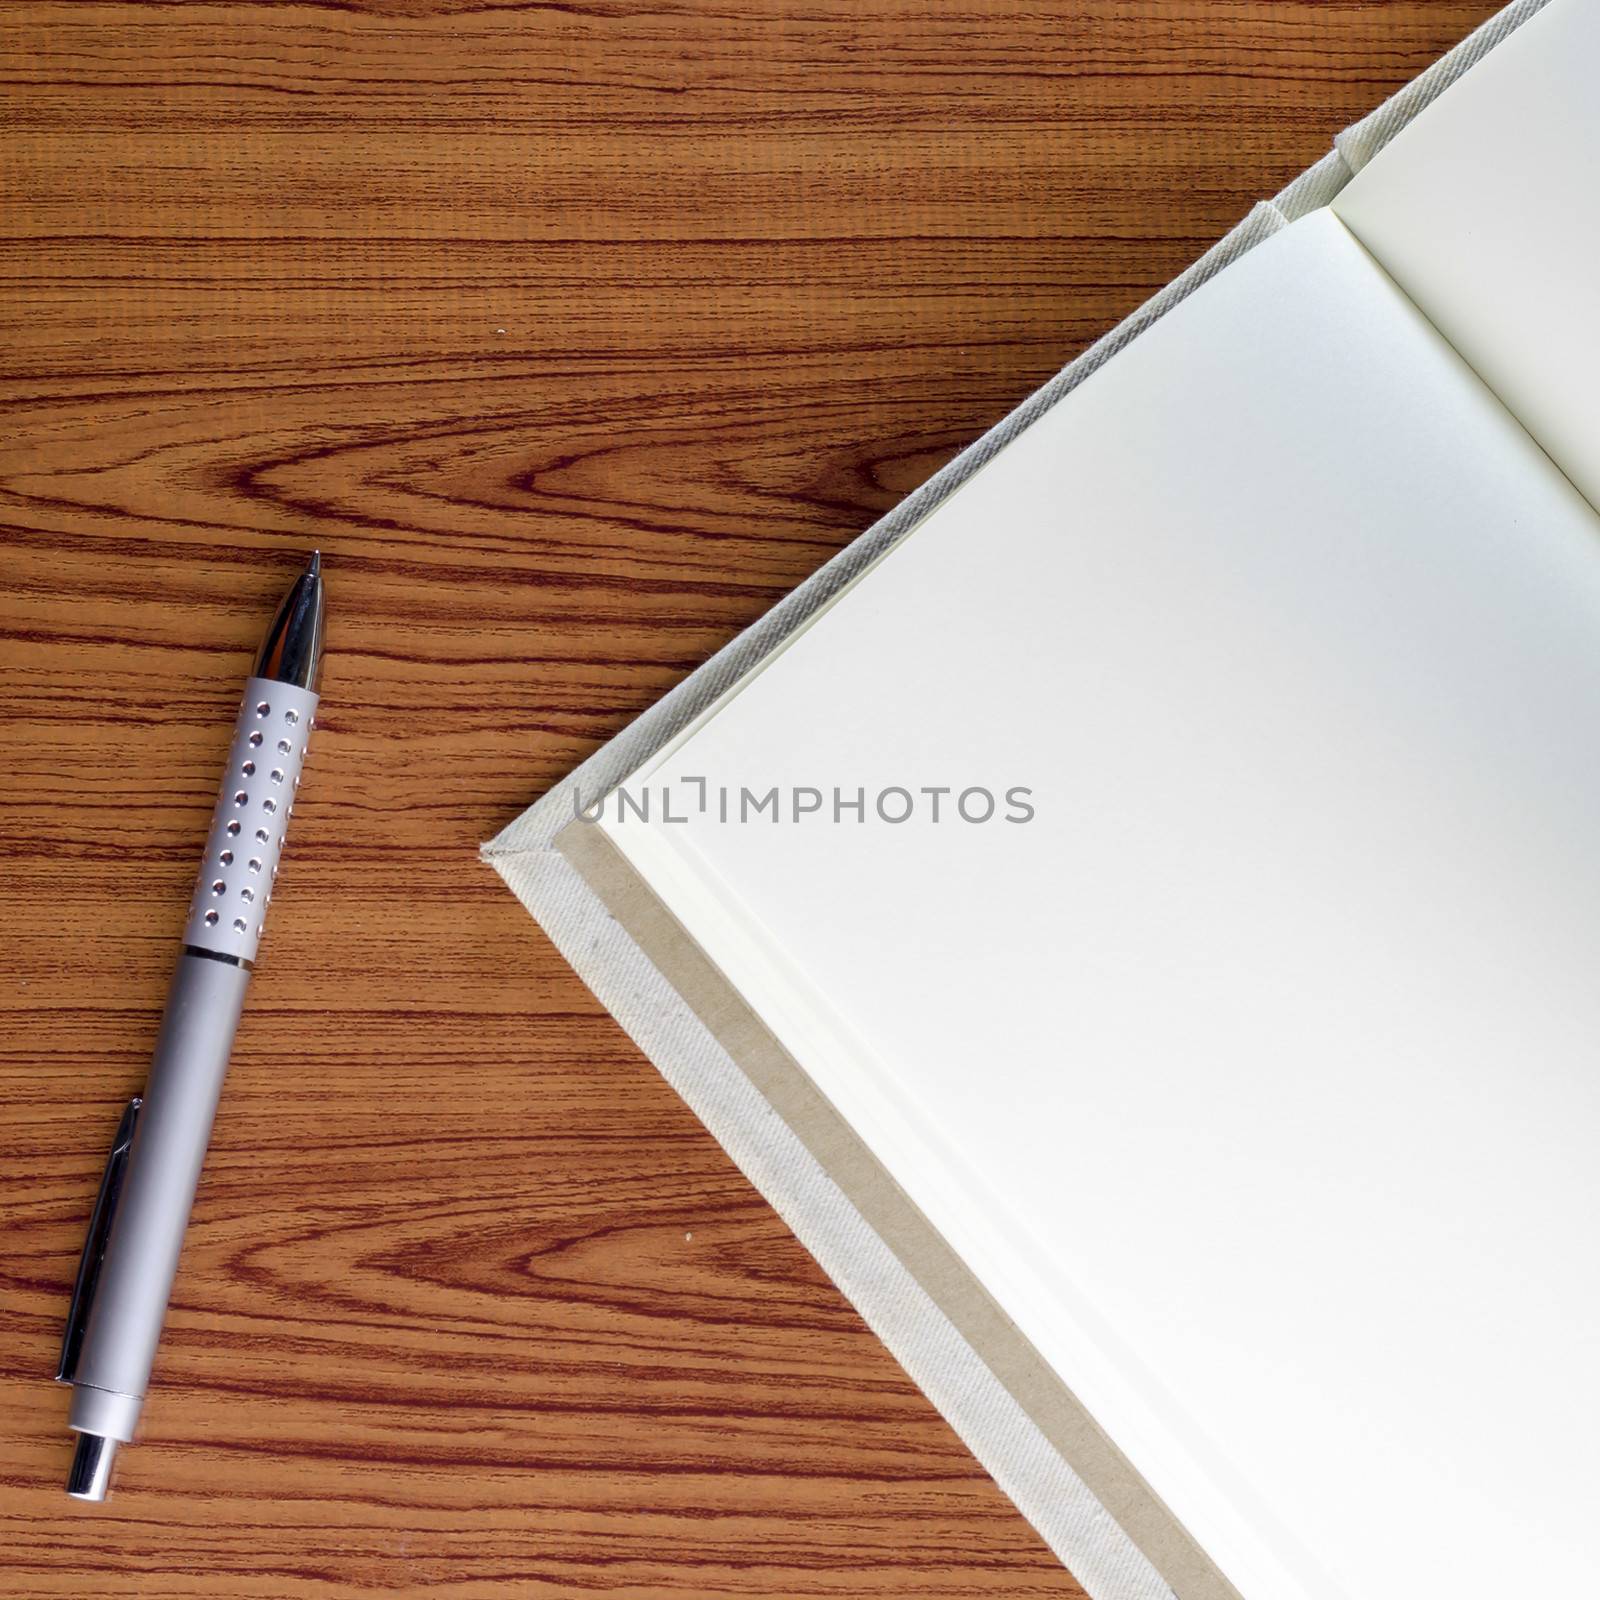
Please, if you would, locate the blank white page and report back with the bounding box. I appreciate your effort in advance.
[1333,0,1600,507]
[603,211,1600,1600]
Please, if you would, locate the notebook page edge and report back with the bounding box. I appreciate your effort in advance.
[554,815,1243,1600]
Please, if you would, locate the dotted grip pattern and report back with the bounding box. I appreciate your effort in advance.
[183,676,319,964]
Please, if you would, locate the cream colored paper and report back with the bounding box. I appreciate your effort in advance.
[1334,0,1600,507]
[598,208,1600,1600]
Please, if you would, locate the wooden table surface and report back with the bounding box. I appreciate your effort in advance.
[0,3,1499,1596]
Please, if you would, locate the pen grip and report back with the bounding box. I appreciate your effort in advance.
[68,953,249,1441]
[183,676,318,966]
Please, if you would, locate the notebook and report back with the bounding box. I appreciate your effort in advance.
[487,3,1598,1596]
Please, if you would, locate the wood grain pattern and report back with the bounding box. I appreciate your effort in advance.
[0,3,1500,1596]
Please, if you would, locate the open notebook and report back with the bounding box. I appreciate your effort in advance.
[490,3,1598,1597]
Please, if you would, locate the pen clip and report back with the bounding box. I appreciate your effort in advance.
[56,1096,141,1385]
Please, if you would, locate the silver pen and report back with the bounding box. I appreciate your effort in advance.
[57,553,326,1501]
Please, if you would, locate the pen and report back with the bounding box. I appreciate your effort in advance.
[57,553,326,1501]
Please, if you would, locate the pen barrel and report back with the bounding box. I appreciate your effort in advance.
[69,953,250,1441]
[182,676,318,966]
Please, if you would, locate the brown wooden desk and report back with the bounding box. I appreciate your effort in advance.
[0,4,1498,1595]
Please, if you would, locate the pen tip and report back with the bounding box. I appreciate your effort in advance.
[256,554,326,688]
